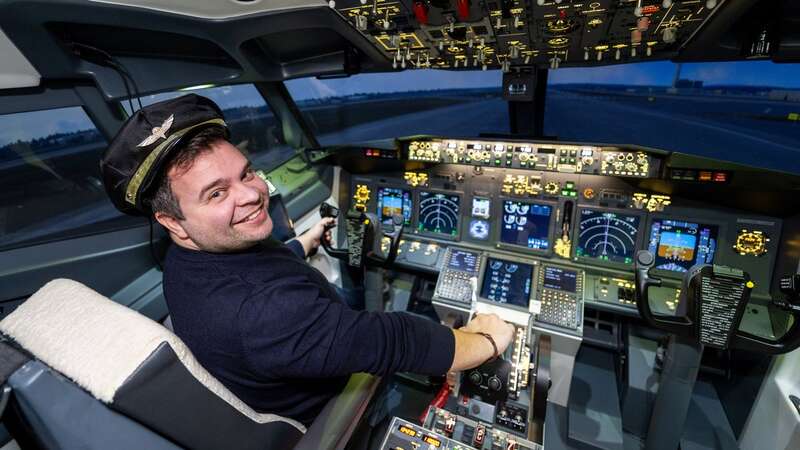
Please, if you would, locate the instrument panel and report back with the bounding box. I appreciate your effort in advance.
[347,137,783,313]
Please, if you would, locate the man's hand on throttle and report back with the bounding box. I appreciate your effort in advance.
[296,217,335,257]
[460,313,515,356]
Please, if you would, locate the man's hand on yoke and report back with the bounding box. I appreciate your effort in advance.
[295,217,336,257]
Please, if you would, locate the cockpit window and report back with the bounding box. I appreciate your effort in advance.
[123,84,295,169]
[545,60,800,174]
[0,106,138,251]
[285,70,509,146]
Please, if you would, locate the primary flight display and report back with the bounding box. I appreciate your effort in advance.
[647,219,718,273]
[377,187,412,225]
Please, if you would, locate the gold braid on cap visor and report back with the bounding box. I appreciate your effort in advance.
[124,118,227,207]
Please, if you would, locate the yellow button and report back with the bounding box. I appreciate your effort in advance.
[746,281,755,289]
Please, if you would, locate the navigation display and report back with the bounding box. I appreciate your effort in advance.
[500,200,552,250]
[417,191,460,236]
[377,187,412,225]
[543,266,578,293]
[576,209,640,265]
[447,249,480,274]
[648,219,718,273]
[480,258,534,307]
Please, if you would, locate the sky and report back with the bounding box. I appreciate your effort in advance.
[3,60,800,148]
[286,60,800,100]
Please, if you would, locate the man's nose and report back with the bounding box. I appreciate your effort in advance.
[236,180,262,205]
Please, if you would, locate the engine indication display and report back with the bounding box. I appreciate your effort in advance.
[417,191,460,237]
[576,209,641,265]
[376,187,412,225]
[500,200,552,250]
[648,219,718,273]
[480,258,534,308]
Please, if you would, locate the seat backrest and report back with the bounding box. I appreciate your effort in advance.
[0,279,305,450]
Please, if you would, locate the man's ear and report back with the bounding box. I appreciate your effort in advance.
[154,212,189,240]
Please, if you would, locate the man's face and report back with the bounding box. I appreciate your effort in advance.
[160,141,272,252]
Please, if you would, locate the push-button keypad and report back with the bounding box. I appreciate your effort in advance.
[537,288,579,329]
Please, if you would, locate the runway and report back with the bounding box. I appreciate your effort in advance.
[315,88,800,174]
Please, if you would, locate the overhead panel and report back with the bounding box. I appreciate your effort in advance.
[331,0,724,70]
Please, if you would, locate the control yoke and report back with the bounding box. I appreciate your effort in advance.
[319,203,403,269]
[634,250,800,354]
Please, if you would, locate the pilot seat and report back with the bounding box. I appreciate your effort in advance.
[0,278,380,450]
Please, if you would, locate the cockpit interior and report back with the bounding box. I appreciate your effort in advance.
[1,1,800,449]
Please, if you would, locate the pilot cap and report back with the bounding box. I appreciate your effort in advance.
[100,94,229,216]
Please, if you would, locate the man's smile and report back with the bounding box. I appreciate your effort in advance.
[234,204,266,225]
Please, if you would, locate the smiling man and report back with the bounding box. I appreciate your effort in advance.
[100,94,514,426]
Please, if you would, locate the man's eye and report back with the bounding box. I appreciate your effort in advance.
[210,190,224,199]
[244,169,255,181]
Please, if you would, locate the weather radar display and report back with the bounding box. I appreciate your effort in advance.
[417,191,460,236]
[648,219,718,273]
[577,209,640,264]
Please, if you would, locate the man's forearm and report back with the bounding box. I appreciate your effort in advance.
[292,236,311,257]
[449,329,496,372]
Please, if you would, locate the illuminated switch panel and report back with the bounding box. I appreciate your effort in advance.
[416,408,543,450]
[601,151,650,177]
[408,140,442,162]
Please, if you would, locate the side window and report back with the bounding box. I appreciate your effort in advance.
[125,84,296,169]
[0,106,143,251]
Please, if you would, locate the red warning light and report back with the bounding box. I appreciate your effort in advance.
[413,1,428,25]
[713,172,728,182]
[457,0,470,22]
[642,5,660,15]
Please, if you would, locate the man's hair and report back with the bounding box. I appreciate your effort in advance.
[146,126,228,219]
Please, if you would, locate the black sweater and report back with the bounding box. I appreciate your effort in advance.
[163,239,455,425]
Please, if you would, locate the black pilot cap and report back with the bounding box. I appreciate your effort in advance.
[100,94,229,216]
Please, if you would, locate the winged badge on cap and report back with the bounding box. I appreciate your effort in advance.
[137,114,174,147]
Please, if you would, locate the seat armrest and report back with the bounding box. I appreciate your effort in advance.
[293,373,381,450]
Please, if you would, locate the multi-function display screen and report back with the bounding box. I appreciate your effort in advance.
[648,219,718,273]
[447,249,480,274]
[576,209,641,265]
[376,187,412,225]
[500,200,552,250]
[417,191,460,236]
[542,266,578,293]
[471,197,491,218]
[480,258,534,307]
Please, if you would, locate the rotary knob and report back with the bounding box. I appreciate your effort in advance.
[488,376,502,391]
[544,181,560,195]
[469,371,483,385]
